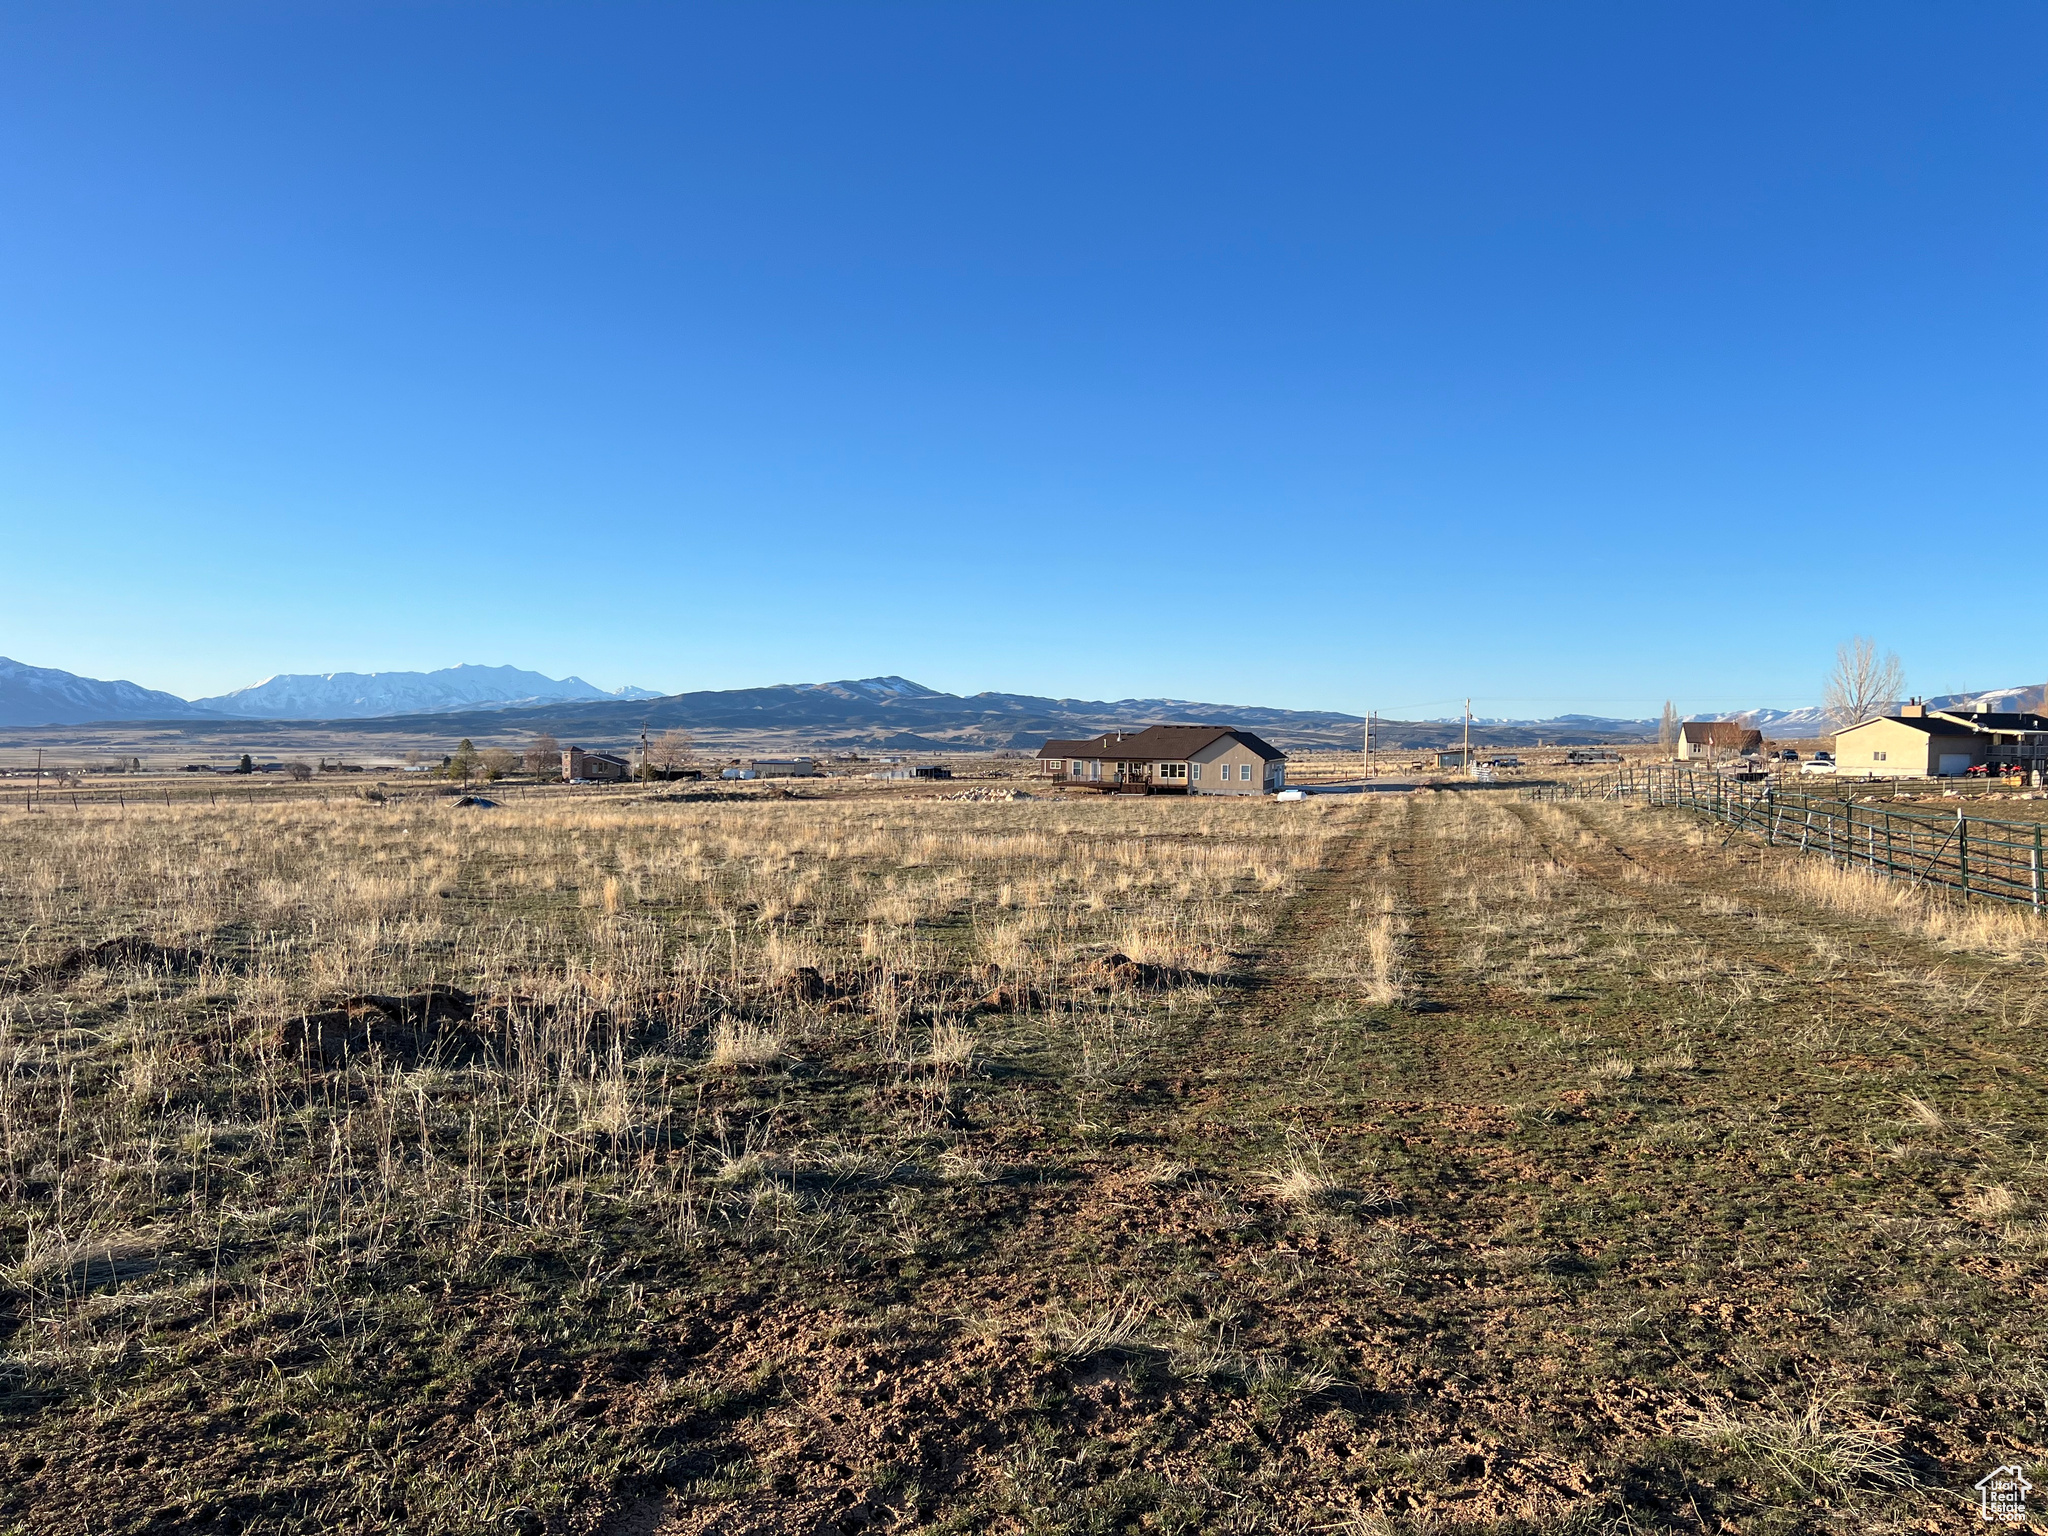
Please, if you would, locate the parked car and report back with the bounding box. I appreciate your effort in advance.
[1777,749,1800,761]
[1565,749,1623,765]
[1812,750,1834,764]
[1801,757,1837,776]
[1486,755,1521,768]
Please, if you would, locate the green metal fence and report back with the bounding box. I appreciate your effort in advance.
[1525,765,2047,913]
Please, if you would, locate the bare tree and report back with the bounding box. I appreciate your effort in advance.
[526,732,562,777]
[1658,701,1679,751]
[284,760,314,782]
[480,746,520,781]
[646,729,694,777]
[1823,637,1903,728]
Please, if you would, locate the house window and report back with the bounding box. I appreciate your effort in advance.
[1239,764,1252,781]
[1190,763,1201,782]
[1159,763,1186,779]
[1872,751,1886,762]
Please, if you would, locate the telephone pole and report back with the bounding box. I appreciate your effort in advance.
[1463,699,1472,772]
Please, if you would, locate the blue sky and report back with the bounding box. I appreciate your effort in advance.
[2,3,2042,719]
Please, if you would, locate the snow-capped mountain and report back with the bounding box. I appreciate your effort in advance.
[192,665,662,719]
[1711,683,2045,734]
[1930,683,2047,715]
[0,657,223,726]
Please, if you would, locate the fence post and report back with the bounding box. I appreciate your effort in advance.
[1957,809,1969,899]
[2033,827,2043,913]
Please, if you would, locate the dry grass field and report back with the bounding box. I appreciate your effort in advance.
[1,785,2043,1535]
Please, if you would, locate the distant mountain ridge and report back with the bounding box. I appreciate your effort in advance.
[4,656,2040,747]
[193,664,660,719]
[1714,683,2045,734]
[0,656,222,726]
[152,676,1661,752]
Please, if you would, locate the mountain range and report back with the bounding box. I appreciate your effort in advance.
[0,656,219,725]
[192,665,661,719]
[1717,684,2047,734]
[0,659,657,726]
[0,656,2039,751]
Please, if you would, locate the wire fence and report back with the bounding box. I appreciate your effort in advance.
[1525,764,2047,913]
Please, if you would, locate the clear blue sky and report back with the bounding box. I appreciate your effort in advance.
[3,3,2041,718]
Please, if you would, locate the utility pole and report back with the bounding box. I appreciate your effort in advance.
[1463,699,1472,771]
[33,748,42,812]
[1363,711,1371,780]
[639,720,650,784]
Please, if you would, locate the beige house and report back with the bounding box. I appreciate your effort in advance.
[1834,703,2048,779]
[1677,721,1763,761]
[1038,725,1286,796]
[563,747,632,783]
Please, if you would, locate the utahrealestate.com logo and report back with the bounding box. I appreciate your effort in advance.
[1976,1465,2033,1524]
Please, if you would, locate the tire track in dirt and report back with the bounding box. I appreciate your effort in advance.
[1187,795,1502,1125]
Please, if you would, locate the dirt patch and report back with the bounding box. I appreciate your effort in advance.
[3,935,204,991]
[273,986,485,1064]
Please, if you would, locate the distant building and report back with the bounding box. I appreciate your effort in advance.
[748,757,817,778]
[1834,702,2048,779]
[873,765,952,780]
[563,747,632,783]
[1037,725,1285,796]
[1677,722,1763,761]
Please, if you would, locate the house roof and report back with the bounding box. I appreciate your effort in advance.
[1680,721,1762,746]
[1037,725,1287,762]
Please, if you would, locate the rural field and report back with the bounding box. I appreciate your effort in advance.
[0,783,2042,1534]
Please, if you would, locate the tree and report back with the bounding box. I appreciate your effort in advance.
[1823,637,1903,729]
[480,746,519,781]
[284,760,314,782]
[237,754,254,774]
[526,732,562,777]
[1658,701,1679,752]
[448,738,477,783]
[646,729,694,779]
